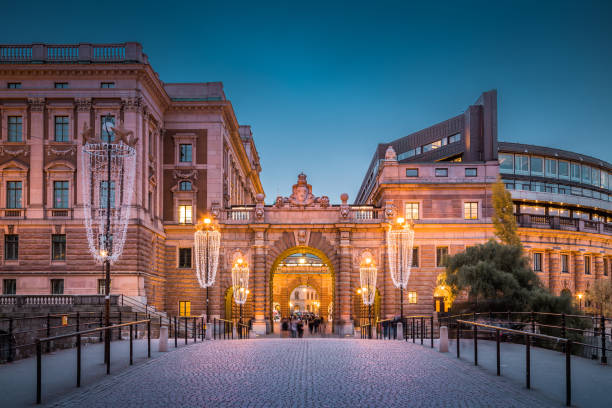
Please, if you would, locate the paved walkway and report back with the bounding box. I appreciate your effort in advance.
[49,339,557,408]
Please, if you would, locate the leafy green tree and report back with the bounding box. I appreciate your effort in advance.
[585,279,612,317]
[492,176,521,247]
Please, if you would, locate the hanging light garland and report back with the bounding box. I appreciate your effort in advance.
[359,255,377,338]
[194,217,220,323]
[387,217,415,319]
[232,257,250,305]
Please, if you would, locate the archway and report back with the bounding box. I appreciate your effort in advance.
[269,246,335,334]
[289,285,320,315]
[433,284,453,313]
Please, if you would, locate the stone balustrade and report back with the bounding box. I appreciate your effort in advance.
[0,42,146,64]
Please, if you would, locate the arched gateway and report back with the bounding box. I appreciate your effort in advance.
[215,173,436,335]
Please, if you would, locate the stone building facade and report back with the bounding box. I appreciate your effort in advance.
[0,44,610,335]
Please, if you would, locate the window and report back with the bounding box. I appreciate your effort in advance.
[7,116,22,142]
[423,140,442,153]
[591,168,600,187]
[178,248,192,268]
[499,153,514,173]
[50,279,64,295]
[98,279,111,295]
[448,133,461,143]
[3,279,16,295]
[515,155,529,174]
[7,82,21,89]
[582,165,591,184]
[533,253,542,272]
[101,115,115,142]
[99,181,116,209]
[179,301,191,317]
[465,168,477,177]
[406,168,418,177]
[179,144,192,163]
[464,202,478,219]
[405,203,419,220]
[179,181,192,191]
[52,234,66,261]
[558,161,569,179]
[570,163,581,181]
[604,258,608,277]
[436,247,448,267]
[412,247,419,267]
[54,116,69,142]
[530,157,543,175]
[53,181,69,208]
[584,255,591,275]
[545,159,557,178]
[561,254,569,273]
[100,82,115,88]
[408,292,417,304]
[6,181,22,208]
[54,82,69,89]
[435,168,448,177]
[179,205,192,224]
[4,235,18,260]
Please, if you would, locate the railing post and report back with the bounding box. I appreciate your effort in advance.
[525,334,530,389]
[118,311,122,341]
[507,310,511,324]
[412,318,415,343]
[601,316,607,365]
[531,311,536,334]
[147,320,151,358]
[184,318,187,345]
[561,313,566,339]
[135,313,138,339]
[46,313,51,353]
[496,329,501,376]
[99,312,103,342]
[129,324,133,365]
[174,316,177,347]
[420,317,424,345]
[76,334,81,387]
[473,324,478,366]
[430,316,434,348]
[36,339,42,404]
[8,317,13,362]
[201,316,205,340]
[566,340,572,406]
[76,312,80,332]
[193,317,196,342]
[106,328,110,375]
[456,322,461,359]
[214,318,217,340]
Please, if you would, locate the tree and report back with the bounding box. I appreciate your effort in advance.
[585,279,612,317]
[442,240,575,313]
[492,176,521,247]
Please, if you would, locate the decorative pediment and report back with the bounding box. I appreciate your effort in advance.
[274,173,330,209]
[44,160,76,173]
[0,159,29,172]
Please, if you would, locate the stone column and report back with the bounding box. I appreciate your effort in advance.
[28,98,45,218]
[594,255,604,280]
[74,98,92,218]
[251,227,267,335]
[336,228,353,335]
[573,252,585,294]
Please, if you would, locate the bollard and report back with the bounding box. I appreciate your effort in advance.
[159,326,168,352]
[439,326,449,352]
[396,322,403,341]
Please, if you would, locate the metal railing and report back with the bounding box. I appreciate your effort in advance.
[456,319,572,406]
[213,318,234,340]
[35,319,151,404]
[169,316,206,346]
[0,294,118,306]
[360,323,372,339]
[439,311,610,364]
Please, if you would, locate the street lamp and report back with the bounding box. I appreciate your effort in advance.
[81,119,137,366]
[360,256,377,339]
[387,217,415,322]
[577,293,583,311]
[194,217,220,325]
[231,257,250,333]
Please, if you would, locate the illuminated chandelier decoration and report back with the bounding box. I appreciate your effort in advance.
[387,217,415,319]
[194,219,221,289]
[81,121,137,264]
[359,256,377,306]
[231,256,250,305]
[327,301,333,322]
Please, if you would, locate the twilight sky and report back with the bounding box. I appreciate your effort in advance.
[2,1,611,203]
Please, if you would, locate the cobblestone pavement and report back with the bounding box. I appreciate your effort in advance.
[53,339,558,408]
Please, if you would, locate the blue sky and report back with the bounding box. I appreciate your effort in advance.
[3,1,611,202]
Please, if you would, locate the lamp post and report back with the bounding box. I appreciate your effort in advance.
[360,256,377,339]
[81,119,137,365]
[577,293,583,311]
[232,257,250,333]
[387,217,415,321]
[194,217,220,326]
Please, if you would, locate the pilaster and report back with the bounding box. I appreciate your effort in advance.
[27,98,45,218]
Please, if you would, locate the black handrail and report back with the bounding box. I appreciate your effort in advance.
[35,319,151,404]
[456,319,572,407]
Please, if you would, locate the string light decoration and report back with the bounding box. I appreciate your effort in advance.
[81,142,136,264]
[194,217,220,322]
[387,217,415,319]
[231,256,250,329]
[359,255,377,339]
[81,119,137,366]
[327,301,333,322]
